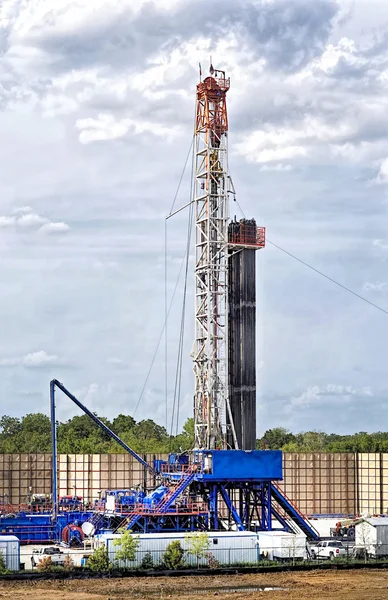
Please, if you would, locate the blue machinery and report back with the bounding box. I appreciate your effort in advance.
[48,379,319,541]
[0,381,319,544]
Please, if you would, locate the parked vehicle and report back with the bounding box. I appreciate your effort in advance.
[310,540,347,560]
[330,517,364,539]
[31,547,65,568]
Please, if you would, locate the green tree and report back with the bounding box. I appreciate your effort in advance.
[113,530,140,565]
[87,546,110,572]
[302,431,326,452]
[140,552,154,570]
[134,420,168,442]
[185,532,209,568]
[258,428,295,450]
[112,414,136,435]
[0,416,21,437]
[162,540,185,569]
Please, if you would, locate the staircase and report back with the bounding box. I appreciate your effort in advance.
[114,470,196,532]
[271,483,319,541]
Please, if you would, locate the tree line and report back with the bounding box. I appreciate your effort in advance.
[0,416,386,453]
[0,413,194,454]
[257,427,388,453]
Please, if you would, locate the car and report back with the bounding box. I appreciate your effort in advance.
[310,540,347,561]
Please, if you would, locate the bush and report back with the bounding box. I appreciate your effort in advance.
[162,541,185,570]
[0,554,8,575]
[86,546,111,572]
[64,555,75,571]
[140,552,154,570]
[37,556,52,572]
[206,552,220,569]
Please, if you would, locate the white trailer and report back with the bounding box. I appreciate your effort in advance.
[100,531,260,568]
[257,531,307,561]
[355,517,388,557]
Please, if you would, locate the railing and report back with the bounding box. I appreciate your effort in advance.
[116,501,209,517]
[229,226,266,249]
[160,462,202,474]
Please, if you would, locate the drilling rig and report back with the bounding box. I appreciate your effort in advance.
[192,65,265,452]
[47,65,319,539]
[0,66,321,544]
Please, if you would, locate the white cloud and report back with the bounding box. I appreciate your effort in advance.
[363,282,388,292]
[373,237,388,252]
[291,385,374,407]
[76,113,178,144]
[259,164,293,172]
[17,213,47,228]
[313,37,357,73]
[375,158,388,183]
[0,350,65,368]
[0,209,69,233]
[0,216,16,227]
[39,222,70,234]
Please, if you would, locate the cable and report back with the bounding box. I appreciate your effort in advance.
[164,220,168,431]
[134,129,195,421]
[267,239,388,317]
[170,194,194,439]
[169,146,195,441]
[168,136,194,217]
[132,247,189,420]
[229,178,388,318]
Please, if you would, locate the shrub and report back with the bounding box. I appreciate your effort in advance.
[206,552,220,569]
[162,541,185,570]
[0,554,8,575]
[86,546,110,572]
[140,552,154,570]
[37,556,52,572]
[51,565,65,572]
[64,555,75,571]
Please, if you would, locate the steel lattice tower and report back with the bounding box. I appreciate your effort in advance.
[192,67,237,450]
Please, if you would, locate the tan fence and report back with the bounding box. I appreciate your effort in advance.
[0,452,388,516]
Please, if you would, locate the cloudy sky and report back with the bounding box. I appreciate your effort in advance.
[1,0,388,436]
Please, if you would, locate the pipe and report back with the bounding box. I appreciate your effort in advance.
[50,380,58,520]
[51,379,154,474]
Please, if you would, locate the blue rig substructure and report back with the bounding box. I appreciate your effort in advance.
[0,381,319,544]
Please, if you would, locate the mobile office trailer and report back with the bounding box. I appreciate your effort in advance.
[99,531,259,567]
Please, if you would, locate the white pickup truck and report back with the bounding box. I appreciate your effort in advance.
[310,540,347,561]
[31,547,65,568]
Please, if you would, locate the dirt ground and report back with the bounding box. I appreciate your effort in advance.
[0,570,388,600]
